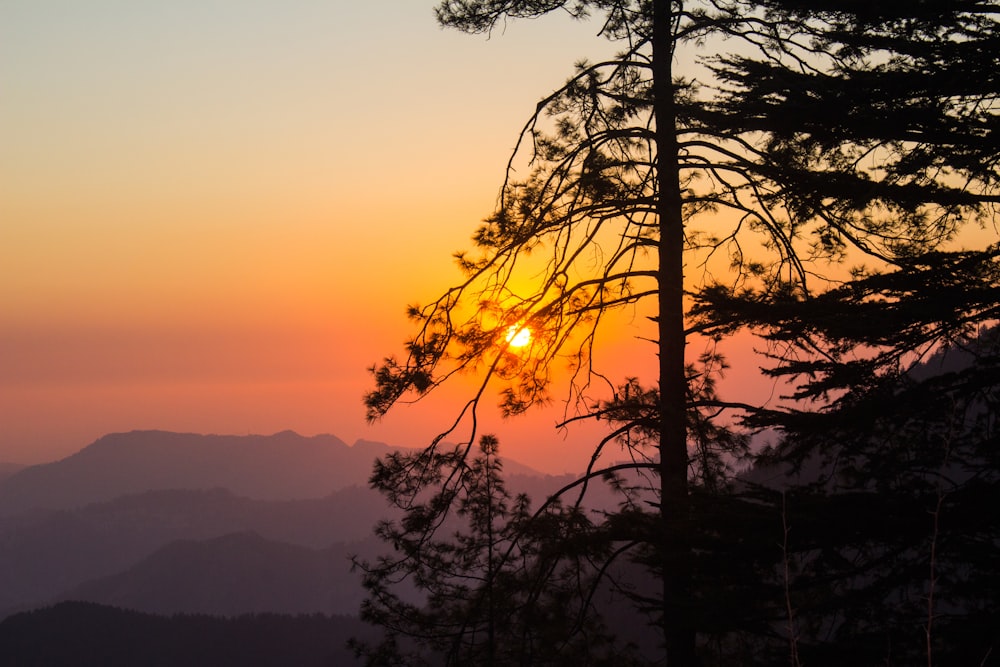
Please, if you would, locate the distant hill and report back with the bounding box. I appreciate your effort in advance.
[0,486,391,615]
[0,430,400,514]
[0,601,379,667]
[0,430,579,619]
[56,531,377,617]
[741,329,999,490]
[0,463,25,484]
[0,428,600,629]
[0,430,552,515]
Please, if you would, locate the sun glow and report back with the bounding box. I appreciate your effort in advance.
[505,325,532,348]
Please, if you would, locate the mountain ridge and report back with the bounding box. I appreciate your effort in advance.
[0,430,400,514]
[57,530,367,617]
[0,430,575,619]
[0,430,549,515]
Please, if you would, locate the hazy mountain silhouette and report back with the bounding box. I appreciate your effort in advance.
[0,430,401,514]
[741,329,997,489]
[54,531,378,617]
[0,463,25,484]
[0,486,391,615]
[0,601,379,667]
[0,430,581,620]
[0,476,591,617]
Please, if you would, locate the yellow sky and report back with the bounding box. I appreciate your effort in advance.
[2,1,644,470]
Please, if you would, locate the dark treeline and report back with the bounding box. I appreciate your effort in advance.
[0,601,378,667]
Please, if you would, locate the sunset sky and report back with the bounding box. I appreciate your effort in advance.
[1,1,768,472]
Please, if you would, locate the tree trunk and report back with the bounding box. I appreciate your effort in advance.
[653,0,695,664]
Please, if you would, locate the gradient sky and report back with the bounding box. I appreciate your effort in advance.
[0,1,623,470]
[1,1,778,472]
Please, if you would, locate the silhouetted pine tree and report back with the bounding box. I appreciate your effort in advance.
[363,2,999,663]
[352,435,643,666]
[693,248,1000,664]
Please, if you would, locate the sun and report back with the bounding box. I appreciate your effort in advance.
[505,325,532,349]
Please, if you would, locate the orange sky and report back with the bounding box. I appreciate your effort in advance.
[0,2,783,472]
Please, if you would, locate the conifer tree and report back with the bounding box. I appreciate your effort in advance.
[352,436,641,665]
[363,2,999,663]
[693,247,1000,664]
